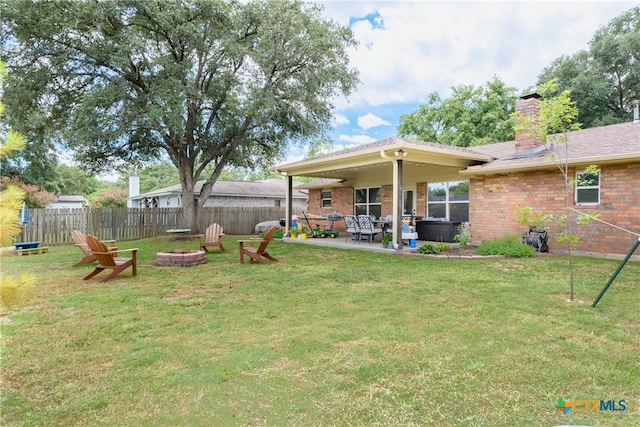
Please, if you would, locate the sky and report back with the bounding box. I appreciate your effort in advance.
[284,0,638,163]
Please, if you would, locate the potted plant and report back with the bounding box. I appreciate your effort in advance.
[382,233,393,249]
[299,225,308,240]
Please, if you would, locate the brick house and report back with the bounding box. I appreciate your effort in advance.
[274,95,640,259]
[128,178,307,209]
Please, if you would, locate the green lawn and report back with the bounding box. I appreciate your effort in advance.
[1,236,638,426]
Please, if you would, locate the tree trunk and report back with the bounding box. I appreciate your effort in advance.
[181,190,199,233]
[179,169,200,233]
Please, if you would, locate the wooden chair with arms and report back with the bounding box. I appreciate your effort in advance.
[238,226,279,264]
[72,229,117,267]
[83,235,138,282]
[197,223,225,252]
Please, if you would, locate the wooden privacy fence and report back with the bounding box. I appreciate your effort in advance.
[18,207,303,246]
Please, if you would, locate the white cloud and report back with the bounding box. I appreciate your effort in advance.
[324,1,636,110]
[357,112,391,130]
[337,134,377,144]
[332,113,350,126]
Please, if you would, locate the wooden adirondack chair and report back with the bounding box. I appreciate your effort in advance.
[197,223,225,252]
[238,226,279,264]
[83,235,138,282]
[72,229,117,267]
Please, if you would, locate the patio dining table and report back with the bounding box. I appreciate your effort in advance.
[374,219,392,234]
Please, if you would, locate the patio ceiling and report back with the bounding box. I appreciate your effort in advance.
[273,138,493,179]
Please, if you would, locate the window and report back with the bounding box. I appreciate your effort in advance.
[427,180,469,221]
[321,190,332,208]
[575,169,600,205]
[355,187,381,218]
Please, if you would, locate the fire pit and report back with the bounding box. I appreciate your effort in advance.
[157,249,206,267]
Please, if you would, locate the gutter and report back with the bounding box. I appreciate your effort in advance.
[461,153,640,176]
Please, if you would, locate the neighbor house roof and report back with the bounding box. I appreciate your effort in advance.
[52,195,88,203]
[129,178,306,200]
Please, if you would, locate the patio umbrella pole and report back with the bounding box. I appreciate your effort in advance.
[19,201,30,242]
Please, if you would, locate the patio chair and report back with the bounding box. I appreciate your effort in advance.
[83,235,138,282]
[197,223,225,252]
[343,215,361,243]
[238,226,279,264]
[71,229,117,267]
[358,215,383,244]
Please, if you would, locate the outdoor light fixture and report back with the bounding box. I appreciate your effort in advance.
[393,149,407,157]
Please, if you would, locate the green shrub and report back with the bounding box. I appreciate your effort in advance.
[417,244,441,254]
[416,243,452,255]
[453,223,471,248]
[476,235,537,257]
[435,243,450,252]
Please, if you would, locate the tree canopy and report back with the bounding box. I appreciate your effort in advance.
[397,77,518,147]
[537,6,640,127]
[1,0,359,230]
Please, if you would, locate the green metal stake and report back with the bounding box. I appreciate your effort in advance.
[592,236,640,308]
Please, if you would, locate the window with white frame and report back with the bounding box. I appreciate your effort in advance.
[575,169,600,205]
[355,187,382,218]
[427,180,469,221]
[321,190,332,208]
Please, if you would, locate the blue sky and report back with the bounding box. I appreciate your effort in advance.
[281,0,637,163]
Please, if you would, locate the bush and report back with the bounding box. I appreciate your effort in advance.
[435,243,450,252]
[476,235,537,257]
[417,244,442,254]
[416,243,452,255]
[89,189,127,208]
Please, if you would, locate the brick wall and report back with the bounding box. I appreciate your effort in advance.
[307,162,638,256]
[311,183,428,230]
[416,182,427,217]
[515,94,542,153]
[381,185,393,217]
[308,187,354,232]
[470,162,640,255]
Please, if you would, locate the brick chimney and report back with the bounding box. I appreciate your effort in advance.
[515,92,542,154]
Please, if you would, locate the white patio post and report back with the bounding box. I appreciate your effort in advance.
[394,155,404,249]
[381,149,406,249]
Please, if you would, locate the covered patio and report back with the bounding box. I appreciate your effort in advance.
[273,137,491,250]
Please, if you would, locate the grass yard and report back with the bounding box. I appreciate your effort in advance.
[1,235,638,426]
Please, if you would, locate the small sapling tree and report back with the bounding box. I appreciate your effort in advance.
[514,80,600,300]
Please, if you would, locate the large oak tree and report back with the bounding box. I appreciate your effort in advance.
[397,77,518,147]
[1,0,358,230]
[537,6,640,127]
